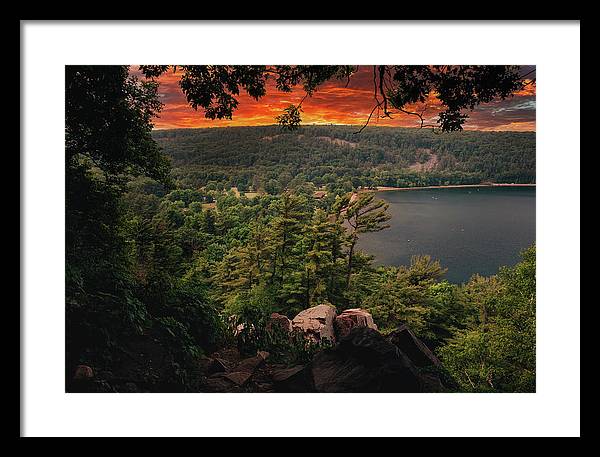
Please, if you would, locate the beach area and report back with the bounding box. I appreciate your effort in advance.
[374,183,536,192]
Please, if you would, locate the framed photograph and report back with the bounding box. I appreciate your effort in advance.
[21,20,580,437]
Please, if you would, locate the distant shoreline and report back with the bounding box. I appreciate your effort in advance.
[373,183,536,192]
[152,124,536,134]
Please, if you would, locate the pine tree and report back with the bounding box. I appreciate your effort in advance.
[341,192,390,290]
[212,220,273,305]
[304,209,336,307]
[267,192,308,288]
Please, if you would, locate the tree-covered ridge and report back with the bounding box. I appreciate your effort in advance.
[153,125,535,191]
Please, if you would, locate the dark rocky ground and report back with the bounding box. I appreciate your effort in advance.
[67,326,453,393]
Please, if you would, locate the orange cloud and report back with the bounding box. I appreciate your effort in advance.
[140,66,535,132]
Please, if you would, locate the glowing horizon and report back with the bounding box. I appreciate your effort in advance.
[143,66,536,132]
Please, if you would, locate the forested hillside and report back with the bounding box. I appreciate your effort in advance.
[153,125,535,191]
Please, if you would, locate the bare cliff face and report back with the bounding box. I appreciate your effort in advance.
[408,150,440,172]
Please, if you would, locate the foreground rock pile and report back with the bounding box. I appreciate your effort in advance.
[68,305,447,393]
[273,304,378,344]
[199,305,446,393]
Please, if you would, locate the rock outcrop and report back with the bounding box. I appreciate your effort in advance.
[68,308,448,393]
[334,308,378,339]
[204,351,270,391]
[205,357,231,376]
[291,304,337,343]
[266,312,293,334]
[386,324,441,368]
[271,365,314,392]
[270,325,446,393]
[274,306,378,344]
[309,327,422,392]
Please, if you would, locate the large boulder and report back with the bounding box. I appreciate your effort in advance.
[386,324,447,392]
[386,324,441,368]
[204,351,270,390]
[291,304,337,343]
[309,327,423,392]
[334,308,378,339]
[224,351,270,386]
[266,312,293,334]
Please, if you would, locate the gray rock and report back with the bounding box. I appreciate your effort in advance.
[334,308,378,339]
[291,304,337,343]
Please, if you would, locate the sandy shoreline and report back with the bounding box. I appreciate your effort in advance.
[374,183,536,192]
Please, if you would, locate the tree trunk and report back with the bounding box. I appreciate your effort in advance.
[346,238,357,289]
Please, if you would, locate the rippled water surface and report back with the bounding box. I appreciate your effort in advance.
[357,187,536,283]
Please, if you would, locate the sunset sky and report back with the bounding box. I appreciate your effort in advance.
[143,66,536,132]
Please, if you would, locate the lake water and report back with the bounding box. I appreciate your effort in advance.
[357,187,536,283]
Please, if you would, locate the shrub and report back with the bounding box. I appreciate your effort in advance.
[225,285,332,364]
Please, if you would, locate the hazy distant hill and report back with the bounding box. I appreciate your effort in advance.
[152,125,535,190]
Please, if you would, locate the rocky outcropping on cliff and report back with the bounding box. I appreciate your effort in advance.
[197,305,447,393]
[68,305,449,393]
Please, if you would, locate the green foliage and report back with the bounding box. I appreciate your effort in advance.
[365,270,429,337]
[273,332,334,366]
[65,66,176,377]
[439,246,536,392]
[65,66,227,391]
[343,192,391,296]
[66,66,171,184]
[224,285,332,364]
[155,316,202,361]
[397,255,446,287]
[205,189,393,317]
[123,295,149,335]
[363,256,445,338]
[276,104,303,131]
[224,284,277,322]
[223,284,276,356]
[426,280,473,348]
